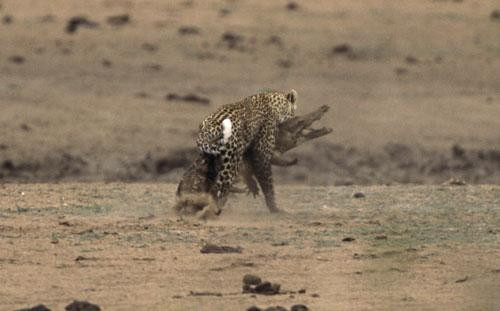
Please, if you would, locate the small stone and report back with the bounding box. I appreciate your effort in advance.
[286,1,299,10]
[178,26,200,35]
[298,288,306,294]
[405,55,419,64]
[311,293,320,298]
[65,300,101,311]
[16,304,51,311]
[352,192,365,198]
[291,304,309,311]
[107,14,130,26]
[2,15,13,24]
[491,10,500,20]
[332,44,352,54]
[246,307,262,311]
[254,281,280,295]
[243,274,262,286]
[8,55,25,64]
[342,237,356,242]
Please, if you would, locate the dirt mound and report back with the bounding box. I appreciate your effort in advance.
[1,143,499,185]
[282,143,500,185]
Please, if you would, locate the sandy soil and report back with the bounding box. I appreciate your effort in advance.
[0,0,499,184]
[0,183,499,310]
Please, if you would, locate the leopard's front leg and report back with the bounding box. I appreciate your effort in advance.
[247,125,281,213]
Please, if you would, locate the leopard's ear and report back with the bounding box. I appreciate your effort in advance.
[286,89,298,103]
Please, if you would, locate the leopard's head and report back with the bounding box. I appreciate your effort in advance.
[278,89,298,123]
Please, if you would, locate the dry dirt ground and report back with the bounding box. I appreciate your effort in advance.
[0,183,499,310]
[0,0,499,184]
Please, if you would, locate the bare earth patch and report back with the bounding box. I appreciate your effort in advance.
[1,183,498,310]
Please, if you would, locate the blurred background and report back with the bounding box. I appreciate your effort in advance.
[0,0,499,185]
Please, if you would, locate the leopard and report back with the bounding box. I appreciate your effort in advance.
[196,89,298,213]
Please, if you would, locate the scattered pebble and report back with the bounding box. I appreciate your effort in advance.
[243,274,262,285]
[266,35,283,47]
[395,67,408,75]
[65,300,101,311]
[455,276,469,283]
[443,178,467,186]
[491,10,500,20]
[200,243,242,254]
[66,16,98,34]
[352,192,365,198]
[405,55,419,64]
[286,1,299,10]
[16,304,51,311]
[332,43,352,54]
[218,8,231,17]
[188,291,222,297]
[107,14,130,26]
[253,281,281,295]
[2,15,13,24]
[291,304,309,311]
[221,32,244,49]
[141,43,158,52]
[8,55,25,64]
[276,59,293,68]
[166,93,211,105]
[178,26,200,35]
[342,237,356,242]
[143,63,162,72]
[101,59,112,68]
[20,124,31,131]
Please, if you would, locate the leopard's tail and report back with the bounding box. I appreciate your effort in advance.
[221,118,232,144]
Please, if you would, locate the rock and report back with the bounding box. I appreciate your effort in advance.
[291,304,309,311]
[395,67,408,75]
[2,15,13,24]
[66,16,98,34]
[101,59,112,68]
[166,93,210,105]
[405,55,419,64]
[491,10,500,20]
[178,26,200,35]
[286,1,299,10]
[352,192,365,198]
[200,244,242,254]
[443,178,467,186]
[246,307,262,311]
[332,44,352,54]
[221,32,244,49]
[254,281,281,295]
[16,305,51,311]
[107,14,130,26]
[342,237,356,242]
[243,274,262,285]
[276,59,292,68]
[141,43,158,52]
[8,55,25,64]
[65,300,101,311]
[264,307,287,311]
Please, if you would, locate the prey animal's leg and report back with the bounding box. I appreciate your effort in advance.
[271,151,298,167]
[240,156,260,197]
